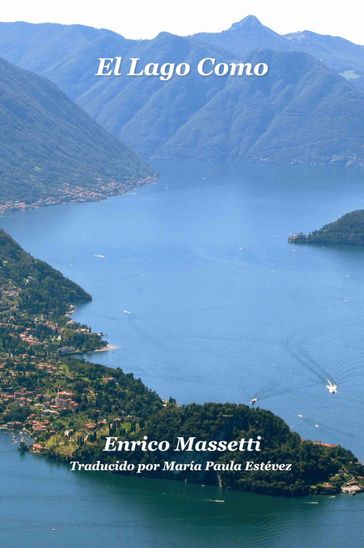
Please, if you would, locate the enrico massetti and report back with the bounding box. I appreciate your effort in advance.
[102,435,263,452]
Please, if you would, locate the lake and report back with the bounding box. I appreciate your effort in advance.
[1,160,364,545]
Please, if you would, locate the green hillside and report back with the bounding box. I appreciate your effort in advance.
[0,229,90,316]
[0,57,153,208]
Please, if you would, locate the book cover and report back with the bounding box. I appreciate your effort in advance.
[0,1,363,546]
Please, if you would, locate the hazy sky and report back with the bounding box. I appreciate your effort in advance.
[1,0,363,44]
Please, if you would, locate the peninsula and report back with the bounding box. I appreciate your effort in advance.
[289,210,364,246]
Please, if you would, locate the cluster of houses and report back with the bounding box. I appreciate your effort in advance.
[0,387,34,404]
[0,385,79,428]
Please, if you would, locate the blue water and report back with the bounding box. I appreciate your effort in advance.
[1,160,364,545]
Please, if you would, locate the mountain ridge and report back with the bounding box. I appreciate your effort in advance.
[1,18,364,166]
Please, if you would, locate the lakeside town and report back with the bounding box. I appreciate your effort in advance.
[0,176,156,215]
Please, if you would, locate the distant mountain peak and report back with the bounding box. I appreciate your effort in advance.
[230,15,264,31]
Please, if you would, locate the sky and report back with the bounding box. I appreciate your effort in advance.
[1,0,363,45]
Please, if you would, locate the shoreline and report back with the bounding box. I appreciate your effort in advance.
[0,175,158,215]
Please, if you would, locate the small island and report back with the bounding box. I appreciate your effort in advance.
[289,210,364,246]
[1,229,364,497]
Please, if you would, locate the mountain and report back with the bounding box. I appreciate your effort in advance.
[157,49,364,165]
[289,210,364,246]
[1,17,363,94]
[1,20,364,165]
[0,56,152,208]
[192,16,364,93]
[81,32,230,156]
[0,26,229,157]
